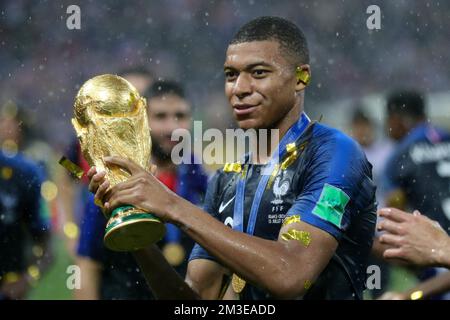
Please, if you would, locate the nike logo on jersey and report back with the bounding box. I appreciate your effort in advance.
[219,195,236,214]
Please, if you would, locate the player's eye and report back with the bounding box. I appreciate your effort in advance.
[224,70,238,81]
[252,69,269,78]
[175,112,188,121]
[154,112,167,120]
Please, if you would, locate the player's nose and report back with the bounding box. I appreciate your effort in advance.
[232,73,253,99]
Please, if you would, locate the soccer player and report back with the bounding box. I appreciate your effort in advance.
[89,16,376,299]
[0,151,52,299]
[75,80,208,299]
[382,90,450,230]
[377,90,450,299]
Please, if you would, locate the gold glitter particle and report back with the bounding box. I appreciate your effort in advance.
[280,150,298,170]
[304,280,312,290]
[231,273,246,294]
[410,290,423,300]
[286,143,296,154]
[281,229,311,247]
[282,215,301,227]
[223,162,242,173]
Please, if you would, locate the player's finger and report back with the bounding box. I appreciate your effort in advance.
[378,207,410,223]
[383,247,406,260]
[104,156,143,175]
[379,233,402,246]
[104,190,137,214]
[103,178,138,203]
[377,219,404,235]
[87,166,97,179]
[88,170,106,193]
[95,179,110,203]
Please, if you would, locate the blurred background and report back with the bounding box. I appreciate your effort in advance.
[1,0,450,299]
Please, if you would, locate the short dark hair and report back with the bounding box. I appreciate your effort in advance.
[386,90,426,119]
[230,16,310,65]
[146,80,185,99]
[351,107,372,125]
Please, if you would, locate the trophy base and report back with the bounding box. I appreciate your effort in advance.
[104,205,166,252]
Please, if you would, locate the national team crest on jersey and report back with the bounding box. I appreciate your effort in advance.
[271,170,290,205]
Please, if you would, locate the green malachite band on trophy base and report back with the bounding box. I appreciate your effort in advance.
[104,205,166,252]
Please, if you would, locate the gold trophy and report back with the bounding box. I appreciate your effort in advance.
[71,74,166,251]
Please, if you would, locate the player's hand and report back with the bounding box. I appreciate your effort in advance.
[102,156,174,221]
[377,291,408,300]
[377,208,449,267]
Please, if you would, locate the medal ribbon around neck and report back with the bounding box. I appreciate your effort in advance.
[232,112,311,235]
[230,113,311,294]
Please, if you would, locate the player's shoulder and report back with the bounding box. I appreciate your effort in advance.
[390,124,448,162]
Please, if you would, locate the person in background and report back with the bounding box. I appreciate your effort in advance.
[377,90,450,300]
[0,107,53,299]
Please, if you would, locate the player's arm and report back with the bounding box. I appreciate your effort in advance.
[132,246,226,299]
[73,256,102,300]
[97,156,339,299]
[167,197,337,298]
[132,198,336,299]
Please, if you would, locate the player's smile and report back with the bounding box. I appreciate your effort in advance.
[232,103,260,116]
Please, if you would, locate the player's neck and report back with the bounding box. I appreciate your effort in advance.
[252,101,303,164]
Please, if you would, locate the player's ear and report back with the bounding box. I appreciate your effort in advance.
[295,64,311,92]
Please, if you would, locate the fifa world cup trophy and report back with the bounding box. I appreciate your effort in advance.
[72,74,166,251]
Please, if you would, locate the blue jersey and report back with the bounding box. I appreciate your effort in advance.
[384,123,450,233]
[190,122,377,299]
[0,152,49,275]
[384,123,450,300]
[77,160,208,299]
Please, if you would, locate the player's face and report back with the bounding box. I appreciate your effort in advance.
[386,113,407,141]
[224,40,298,130]
[147,94,191,156]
